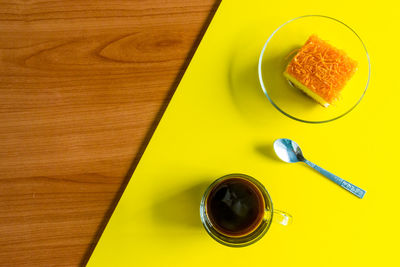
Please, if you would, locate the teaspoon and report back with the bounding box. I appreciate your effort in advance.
[273,138,366,199]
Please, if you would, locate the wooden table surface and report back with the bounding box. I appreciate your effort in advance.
[0,1,219,266]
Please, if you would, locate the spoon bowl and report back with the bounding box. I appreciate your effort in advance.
[273,138,304,163]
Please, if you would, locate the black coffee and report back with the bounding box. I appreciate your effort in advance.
[206,178,265,236]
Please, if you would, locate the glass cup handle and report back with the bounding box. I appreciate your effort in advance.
[271,209,292,226]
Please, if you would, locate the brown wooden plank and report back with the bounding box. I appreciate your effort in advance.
[0,1,220,266]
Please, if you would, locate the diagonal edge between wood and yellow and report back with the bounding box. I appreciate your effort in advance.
[87,0,400,266]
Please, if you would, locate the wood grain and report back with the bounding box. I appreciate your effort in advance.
[0,1,219,266]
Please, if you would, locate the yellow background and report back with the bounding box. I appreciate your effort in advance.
[88,0,400,266]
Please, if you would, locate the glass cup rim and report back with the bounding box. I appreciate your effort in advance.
[257,14,371,124]
[200,173,274,247]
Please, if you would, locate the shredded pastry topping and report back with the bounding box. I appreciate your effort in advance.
[286,35,357,103]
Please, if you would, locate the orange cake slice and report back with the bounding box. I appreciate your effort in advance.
[283,35,358,107]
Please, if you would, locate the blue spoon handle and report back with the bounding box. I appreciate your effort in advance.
[303,159,366,199]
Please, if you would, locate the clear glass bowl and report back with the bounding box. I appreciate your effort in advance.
[258,15,370,123]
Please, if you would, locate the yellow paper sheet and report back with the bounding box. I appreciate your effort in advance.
[87,0,400,266]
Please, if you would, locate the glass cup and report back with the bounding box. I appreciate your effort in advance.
[200,173,292,247]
